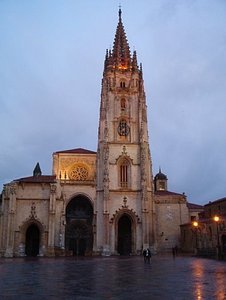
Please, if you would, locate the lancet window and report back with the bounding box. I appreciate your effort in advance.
[119,159,131,188]
[120,81,126,88]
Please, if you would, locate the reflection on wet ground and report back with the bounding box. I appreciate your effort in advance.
[0,255,225,299]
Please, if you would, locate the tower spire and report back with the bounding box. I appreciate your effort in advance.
[97,8,154,256]
[33,162,42,177]
[111,8,131,70]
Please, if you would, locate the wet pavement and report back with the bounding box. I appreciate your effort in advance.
[0,254,226,299]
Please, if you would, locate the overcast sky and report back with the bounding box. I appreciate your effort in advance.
[0,0,225,205]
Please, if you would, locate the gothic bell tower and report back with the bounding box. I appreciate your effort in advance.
[95,9,155,255]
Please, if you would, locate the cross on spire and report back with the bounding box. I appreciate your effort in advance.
[119,4,122,19]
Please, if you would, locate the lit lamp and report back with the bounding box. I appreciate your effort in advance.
[213,215,221,260]
[193,221,198,227]
[192,221,199,255]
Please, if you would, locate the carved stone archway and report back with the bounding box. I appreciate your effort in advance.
[25,224,40,256]
[65,195,94,256]
[19,218,46,257]
[117,214,132,255]
[111,207,141,255]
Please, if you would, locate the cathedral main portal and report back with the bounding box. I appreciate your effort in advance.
[65,196,93,256]
[117,214,132,255]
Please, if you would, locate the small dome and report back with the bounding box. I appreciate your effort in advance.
[154,169,167,180]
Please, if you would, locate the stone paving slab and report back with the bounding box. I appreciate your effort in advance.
[0,255,226,299]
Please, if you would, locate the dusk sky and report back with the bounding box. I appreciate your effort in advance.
[0,1,225,205]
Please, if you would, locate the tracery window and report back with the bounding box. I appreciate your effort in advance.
[69,165,88,181]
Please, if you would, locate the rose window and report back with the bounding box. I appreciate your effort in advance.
[70,166,88,181]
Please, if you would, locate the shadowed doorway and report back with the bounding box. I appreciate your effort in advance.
[65,195,93,256]
[222,235,226,258]
[25,224,40,257]
[117,214,132,255]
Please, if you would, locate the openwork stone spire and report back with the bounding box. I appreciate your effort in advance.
[105,9,131,71]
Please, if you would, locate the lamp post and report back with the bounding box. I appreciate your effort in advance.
[192,221,199,255]
[213,215,221,260]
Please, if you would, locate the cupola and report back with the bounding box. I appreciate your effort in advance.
[154,168,168,191]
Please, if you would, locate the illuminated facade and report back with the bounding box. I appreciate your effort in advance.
[0,10,190,257]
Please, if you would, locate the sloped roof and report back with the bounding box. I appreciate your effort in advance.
[154,190,184,196]
[205,197,226,207]
[14,175,56,183]
[54,148,96,155]
[187,202,204,210]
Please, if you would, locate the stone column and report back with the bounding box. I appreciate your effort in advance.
[92,212,97,253]
[59,213,66,250]
[5,184,17,257]
[141,187,150,249]
[102,212,110,256]
[47,184,57,256]
[102,144,111,256]
[0,185,7,256]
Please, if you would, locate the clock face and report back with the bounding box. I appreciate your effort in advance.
[118,120,130,136]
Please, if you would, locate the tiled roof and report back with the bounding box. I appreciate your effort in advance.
[14,175,56,183]
[54,148,96,154]
[154,190,184,196]
[187,202,204,209]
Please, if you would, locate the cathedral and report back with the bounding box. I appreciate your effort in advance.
[0,9,190,257]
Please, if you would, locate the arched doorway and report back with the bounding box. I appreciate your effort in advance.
[25,224,40,257]
[117,214,132,255]
[65,195,93,256]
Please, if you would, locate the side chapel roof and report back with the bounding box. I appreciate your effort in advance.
[14,162,56,183]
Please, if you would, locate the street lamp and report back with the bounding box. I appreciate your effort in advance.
[213,215,221,260]
[192,221,199,254]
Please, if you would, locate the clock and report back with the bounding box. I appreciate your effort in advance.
[118,120,130,136]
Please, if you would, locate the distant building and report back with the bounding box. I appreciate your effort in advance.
[204,198,226,219]
[0,10,193,257]
[187,202,204,222]
[180,197,226,259]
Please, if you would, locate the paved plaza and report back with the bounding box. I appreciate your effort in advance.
[0,254,226,299]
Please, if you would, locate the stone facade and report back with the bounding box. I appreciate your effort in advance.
[153,170,189,251]
[0,10,192,257]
